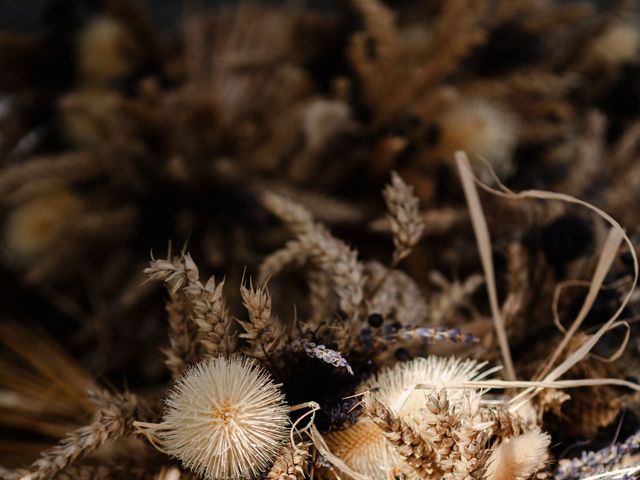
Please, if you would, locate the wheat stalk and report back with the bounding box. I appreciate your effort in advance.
[362,393,438,479]
[383,172,425,265]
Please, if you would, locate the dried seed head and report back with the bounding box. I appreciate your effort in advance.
[439,98,519,178]
[160,356,289,480]
[484,430,550,480]
[383,171,425,264]
[363,356,490,419]
[326,356,489,480]
[325,421,407,480]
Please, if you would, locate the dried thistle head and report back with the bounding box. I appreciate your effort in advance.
[326,356,490,479]
[362,356,490,419]
[484,430,550,480]
[159,356,289,480]
[325,422,409,480]
[437,98,519,178]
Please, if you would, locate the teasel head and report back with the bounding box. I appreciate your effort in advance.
[159,356,289,480]
[436,97,519,179]
[325,356,491,479]
[362,355,491,419]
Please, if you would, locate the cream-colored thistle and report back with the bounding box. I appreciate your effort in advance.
[363,356,491,418]
[438,98,519,178]
[159,356,289,480]
[326,356,490,480]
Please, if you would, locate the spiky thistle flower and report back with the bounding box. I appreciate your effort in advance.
[159,356,289,480]
[326,356,491,480]
[363,355,491,418]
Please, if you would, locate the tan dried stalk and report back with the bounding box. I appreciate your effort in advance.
[362,393,438,479]
[423,390,460,475]
[24,391,143,480]
[258,239,310,285]
[456,152,516,381]
[163,289,197,377]
[238,282,280,357]
[386,0,487,121]
[145,253,235,369]
[262,191,314,235]
[267,442,311,480]
[298,225,365,321]
[0,153,100,197]
[261,191,366,325]
[383,172,425,265]
[453,392,492,480]
[501,242,528,341]
[185,274,234,358]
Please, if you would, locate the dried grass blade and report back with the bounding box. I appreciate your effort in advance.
[536,228,623,380]
[454,152,639,412]
[455,151,515,381]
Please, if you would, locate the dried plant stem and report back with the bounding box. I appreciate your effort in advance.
[24,392,143,480]
[536,228,623,380]
[164,290,197,377]
[455,151,516,380]
[145,253,235,370]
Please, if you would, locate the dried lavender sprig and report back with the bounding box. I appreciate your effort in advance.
[555,429,640,480]
[292,338,354,375]
[381,325,479,345]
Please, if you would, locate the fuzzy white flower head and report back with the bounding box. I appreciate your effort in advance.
[363,355,491,419]
[326,356,491,480]
[160,356,289,480]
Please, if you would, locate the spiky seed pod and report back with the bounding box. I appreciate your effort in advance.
[326,356,490,479]
[437,98,519,178]
[159,356,289,480]
[325,421,402,480]
[363,356,490,419]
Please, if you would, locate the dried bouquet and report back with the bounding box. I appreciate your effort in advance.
[1,1,640,480]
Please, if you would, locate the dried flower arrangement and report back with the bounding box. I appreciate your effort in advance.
[1,161,639,479]
[1,0,640,479]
